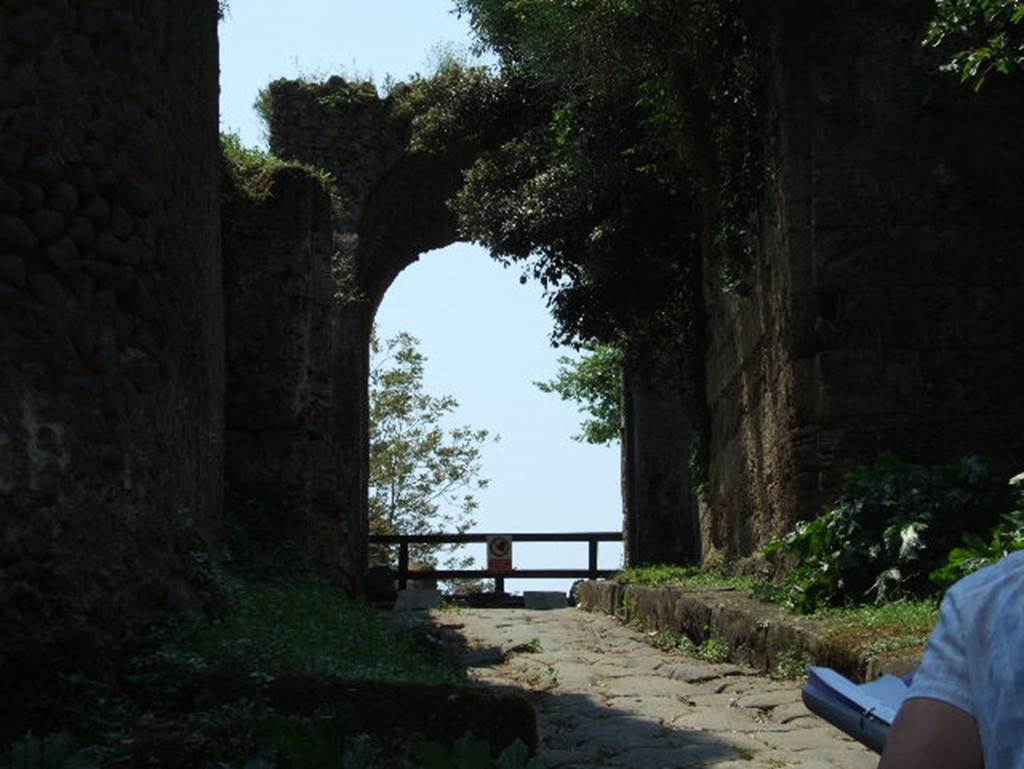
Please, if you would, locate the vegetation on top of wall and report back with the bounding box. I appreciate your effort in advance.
[760,454,1015,614]
[392,60,512,156]
[814,599,941,662]
[615,563,756,591]
[444,0,763,349]
[925,0,1024,89]
[254,70,383,137]
[220,132,333,204]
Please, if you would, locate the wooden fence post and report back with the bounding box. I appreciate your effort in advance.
[398,542,409,590]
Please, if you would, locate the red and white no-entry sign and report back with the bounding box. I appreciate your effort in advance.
[487,535,513,573]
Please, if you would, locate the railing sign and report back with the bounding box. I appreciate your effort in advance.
[487,535,512,573]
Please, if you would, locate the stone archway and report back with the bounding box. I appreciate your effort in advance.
[241,74,711,587]
[261,77,491,590]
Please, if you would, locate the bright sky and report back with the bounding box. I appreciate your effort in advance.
[219,0,624,593]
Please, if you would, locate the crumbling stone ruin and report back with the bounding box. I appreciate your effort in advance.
[2,0,1023,701]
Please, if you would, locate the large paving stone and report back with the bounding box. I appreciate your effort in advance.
[657,661,747,682]
[603,694,695,721]
[736,689,801,710]
[593,674,694,698]
[670,707,793,734]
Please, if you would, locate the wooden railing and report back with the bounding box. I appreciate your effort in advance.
[368,531,623,594]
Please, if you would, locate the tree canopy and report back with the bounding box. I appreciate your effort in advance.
[438,0,762,348]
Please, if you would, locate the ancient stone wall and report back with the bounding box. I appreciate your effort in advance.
[621,338,701,567]
[222,165,342,577]
[266,79,482,585]
[0,0,222,694]
[702,0,1024,555]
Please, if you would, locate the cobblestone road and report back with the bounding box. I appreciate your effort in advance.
[446,607,877,769]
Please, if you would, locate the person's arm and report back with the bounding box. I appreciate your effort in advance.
[877,697,984,769]
[878,585,983,769]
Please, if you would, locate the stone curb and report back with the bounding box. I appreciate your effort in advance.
[575,580,921,683]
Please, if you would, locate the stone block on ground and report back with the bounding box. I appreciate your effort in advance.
[394,588,442,611]
[523,591,568,610]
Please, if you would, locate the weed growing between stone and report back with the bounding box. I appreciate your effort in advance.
[770,646,813,680]
[507,638,543,655]
[695,636,731,664]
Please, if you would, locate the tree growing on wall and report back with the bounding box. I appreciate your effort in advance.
[369,332,495,567]
[925,0,1024,89]
[535,342,623,446]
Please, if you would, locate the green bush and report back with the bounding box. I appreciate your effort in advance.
[763,454,1004,613]
[418,732,545,769]
[7,733,99,769]
[931,471,1024,588]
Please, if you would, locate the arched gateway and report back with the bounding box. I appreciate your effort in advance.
[231,75,702,590]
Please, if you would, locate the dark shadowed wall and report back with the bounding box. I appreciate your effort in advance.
[0,0,221,695]
[221,165,344,579]
[702,0,1024,556]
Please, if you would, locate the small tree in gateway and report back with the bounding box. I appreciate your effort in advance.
[369,331,496,569]
[534,341,623,446]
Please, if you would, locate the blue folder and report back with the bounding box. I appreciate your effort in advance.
[801,667,915,754]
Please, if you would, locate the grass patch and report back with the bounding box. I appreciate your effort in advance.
[150,574,465,684]
[14,573,468,768]
[814,599,939,660]
[615,564,755,591]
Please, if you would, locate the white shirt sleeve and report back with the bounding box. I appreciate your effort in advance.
[905,589,975,717]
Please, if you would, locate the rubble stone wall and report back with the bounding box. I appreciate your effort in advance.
[222,165,344,578]
[266,79,479,585]
[0,0,222,693]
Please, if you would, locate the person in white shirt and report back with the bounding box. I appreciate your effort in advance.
[878,549,1024,769]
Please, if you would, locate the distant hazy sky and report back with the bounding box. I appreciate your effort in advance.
[219,1,624,591]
